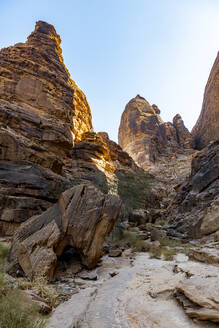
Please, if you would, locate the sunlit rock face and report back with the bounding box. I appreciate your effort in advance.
[192,52,219,149]
[0,20,92,148]
[118,95,193,170]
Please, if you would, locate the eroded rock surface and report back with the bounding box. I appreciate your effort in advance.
[192,52,219,149]
[176,277,219,323]
[8,184,121,279]
[47,253,219,328]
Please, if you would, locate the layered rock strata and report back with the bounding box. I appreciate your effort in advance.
[0,21,92,234]
[192,52,219,149]
[176,277,219,323]
[0,21,145,235]
[8,184,121,280]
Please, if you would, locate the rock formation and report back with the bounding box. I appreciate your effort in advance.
[0,21,143,236]
[167,140,219,238]
[8,184,121,280]
[192,52,219,149]
[118,95,193,170]
[118,95,195,207]
[173,114,193,149]
[0,20,92,234]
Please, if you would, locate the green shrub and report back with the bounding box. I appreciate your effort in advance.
[129,227,139,233]
[155,219,166,226]
[161,247,177,261]
[0,242,10,293]
[115,169,151,209]
[160,237,184,247]
[112,227,148,251]
[0,243,46,327]
[0,242,10,263]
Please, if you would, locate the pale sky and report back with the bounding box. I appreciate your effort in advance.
[0,0,218,141]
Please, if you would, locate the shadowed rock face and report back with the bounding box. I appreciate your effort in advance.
[8,184,121,280]
[0,161,71,236]
[167,140,219,238]
[192,52,219,149]
[118,95,193,170]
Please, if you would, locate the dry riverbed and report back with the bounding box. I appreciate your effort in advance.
[47,251,219,328]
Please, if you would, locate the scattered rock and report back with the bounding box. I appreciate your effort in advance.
[109,249,122,257]
[173,253,189,263]
[79,273,98,281]
[109,271,119,277]
[150,228,166,242]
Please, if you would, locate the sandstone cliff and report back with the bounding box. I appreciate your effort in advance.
[0,22,153,236]
[192,52,219,149]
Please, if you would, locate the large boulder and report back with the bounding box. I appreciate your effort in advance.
[8,184,121,280]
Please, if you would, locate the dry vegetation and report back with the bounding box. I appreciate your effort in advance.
[0,242,48,328]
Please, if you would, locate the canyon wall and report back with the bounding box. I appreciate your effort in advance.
[192,52,219,149]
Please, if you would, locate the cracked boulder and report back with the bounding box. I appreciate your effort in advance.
[7,184,121,280]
